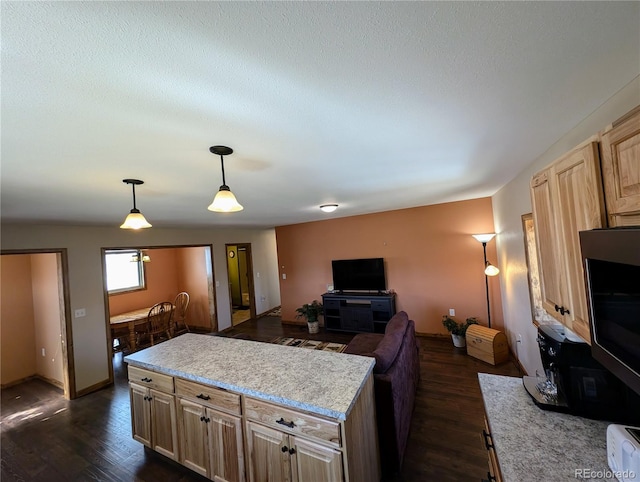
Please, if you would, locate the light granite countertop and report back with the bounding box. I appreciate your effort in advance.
[124,333,375,421]
[479,373,616,482]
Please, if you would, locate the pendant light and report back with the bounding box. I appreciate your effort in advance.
[207,145,243,212]
[120,179,152,229]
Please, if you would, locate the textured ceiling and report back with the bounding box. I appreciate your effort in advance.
[2,1,639,228]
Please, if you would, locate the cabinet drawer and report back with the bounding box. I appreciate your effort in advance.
[175,378,241,415]
[244,398,341,448]
[128,366,174,393]
[323,299,340,310]
[370,300,389,312]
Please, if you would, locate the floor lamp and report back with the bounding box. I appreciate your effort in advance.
[472,234,500,328]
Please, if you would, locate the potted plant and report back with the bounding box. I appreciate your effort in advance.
[442,315,479,348]
[295,300,324,334]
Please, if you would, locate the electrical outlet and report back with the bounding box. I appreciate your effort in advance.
[41,348,46,357]
[517,333,523,343]
[74,308,86,318]
[282,273,287,280]
[449,308,455,316]
[260,296,266,302]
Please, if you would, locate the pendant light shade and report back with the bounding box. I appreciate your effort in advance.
[120,179,152,229]
[208,145,243,213]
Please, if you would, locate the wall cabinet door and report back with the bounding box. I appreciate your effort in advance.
[530,141,605,342]
[600,107,640,226]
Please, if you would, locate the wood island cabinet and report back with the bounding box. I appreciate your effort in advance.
[125,335,380,482]
[245,421,343,482]
[128,366,178,461]
[600,106,640,227]
[530,139,606,343]
[175,378,245,482]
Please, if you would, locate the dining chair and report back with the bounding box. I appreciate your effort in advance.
[173,291,190,335]
[136,302,173,347]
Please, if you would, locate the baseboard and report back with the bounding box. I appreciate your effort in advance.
[1,374,64,390]
[76,378,111,398]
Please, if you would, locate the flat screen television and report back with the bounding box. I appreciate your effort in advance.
[580,227,640,397]
[331,258,386,292]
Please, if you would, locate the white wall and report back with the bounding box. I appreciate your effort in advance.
[492,75,640,376]
[0,224,280,394]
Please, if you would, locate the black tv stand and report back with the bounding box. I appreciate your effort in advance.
[322,292,396,334]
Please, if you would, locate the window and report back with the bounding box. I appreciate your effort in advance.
[105,249,146,293]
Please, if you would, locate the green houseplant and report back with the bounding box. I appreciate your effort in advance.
[295,300,324,334]
[442,316,479,348]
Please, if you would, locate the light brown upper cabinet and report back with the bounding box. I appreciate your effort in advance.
[530,138,606,343]
[600,106,640,227]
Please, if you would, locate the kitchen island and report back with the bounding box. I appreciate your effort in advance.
[479,373,616,482]
[124,333,380,482]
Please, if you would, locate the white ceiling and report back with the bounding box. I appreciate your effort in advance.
[2,1,639,228]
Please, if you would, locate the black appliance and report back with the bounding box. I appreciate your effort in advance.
[580,227,640,398]
[523,324,640,424]
[331,258,386,292]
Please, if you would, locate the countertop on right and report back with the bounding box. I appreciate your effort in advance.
[478,373,617,482]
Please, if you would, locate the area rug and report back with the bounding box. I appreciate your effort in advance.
[270,337,348,353]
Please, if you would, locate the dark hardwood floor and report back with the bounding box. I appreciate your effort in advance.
[1,316,521,481]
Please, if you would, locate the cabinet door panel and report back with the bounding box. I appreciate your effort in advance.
[291,436,343,482]
[150,389,178,461]
[531,170,566,323]
[552,142,604,342]
[601,108,640,225]
[178,398,209,476]
[208,409,245,482]
[129,383,152,447]
[246,421,292,482]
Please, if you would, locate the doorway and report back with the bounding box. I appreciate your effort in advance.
[0,250,75,399]
[226,243,255,326]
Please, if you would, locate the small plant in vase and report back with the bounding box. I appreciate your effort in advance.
[442,315,479,348]
[295,300,324,334]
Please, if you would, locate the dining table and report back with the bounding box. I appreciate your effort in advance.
[110,305,173,351]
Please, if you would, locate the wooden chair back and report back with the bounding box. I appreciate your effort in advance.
[173,292,190,334]
[145,301,173,346]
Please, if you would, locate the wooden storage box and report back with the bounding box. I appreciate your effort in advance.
[466,325,509,365]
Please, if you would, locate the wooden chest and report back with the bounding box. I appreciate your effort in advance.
[466,325,509,365]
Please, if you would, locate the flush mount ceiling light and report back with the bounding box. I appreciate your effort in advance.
[207,145,243,213]
[120,179,152,229]
[320,204,338,213]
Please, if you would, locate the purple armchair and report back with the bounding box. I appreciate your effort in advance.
[344,311,420,475]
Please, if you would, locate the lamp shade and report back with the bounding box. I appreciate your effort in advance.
[120,210,152,229]
[472,233,496,243]
[208,187,244,213]
[484,263,500,276]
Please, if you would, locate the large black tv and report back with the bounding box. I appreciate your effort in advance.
[331,258,386,292]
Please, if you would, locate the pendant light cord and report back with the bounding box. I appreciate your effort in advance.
[220,155,227,186]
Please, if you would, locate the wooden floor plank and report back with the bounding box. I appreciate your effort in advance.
[1,315,522,481]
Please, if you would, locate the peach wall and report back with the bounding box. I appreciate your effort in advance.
[275,198,502,334]
[1,255,37,385]
[176,247,211,330]
[31,253,64,385]
[108,248,180,315]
